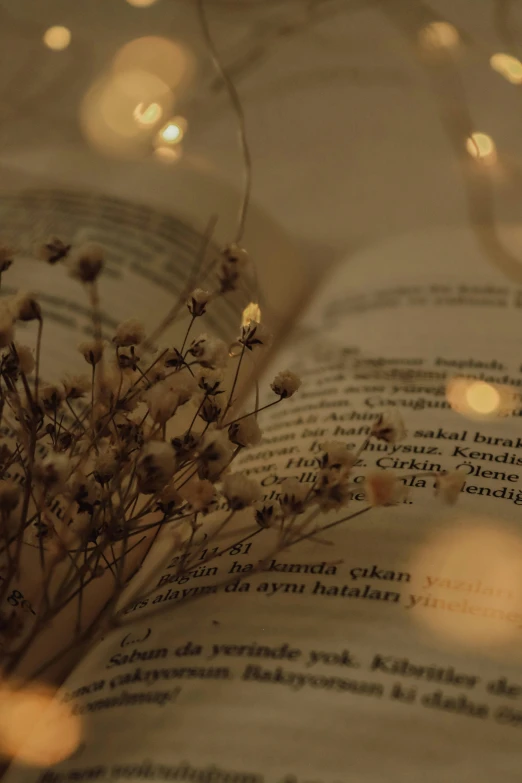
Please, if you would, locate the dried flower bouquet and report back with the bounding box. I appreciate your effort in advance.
[0,238,466,684]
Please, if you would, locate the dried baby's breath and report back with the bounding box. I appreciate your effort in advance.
[435,471,466,504]
[68,243,105,283]
[271,370,301,399]
[0,235,456,688]
[371,409,407,444]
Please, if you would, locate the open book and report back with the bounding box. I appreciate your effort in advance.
[5,192,522,782]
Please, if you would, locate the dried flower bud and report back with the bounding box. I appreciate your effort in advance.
[0,246,14,274]
[26,519,53,545]
[38,236,71,264]
[10,292,41,322]
[69,472,100,515]
[0,480,20,514]
[144,382,180,426]
[434,471,465,504]
[171,431,200,461]
[228,415,262,447]
[200,396,224,424]
[279,477,309,515]
[117,347,139,371]
[63,374,90,399]
[239,321,272,352]
[313,469,352,512]
[164,348,184,369]
[371,410,406,445]
[364,471,407,507]
[271,370,301,399]
[34,453,70,492]
[179,478,217,514]
[115,416,144,450]
[320,441,356,474]
[41,384,65,412]
[223,472,262,510]
[57,432,74,452]
[137,441,176,494]
[218,244,249,293]
[197,369,224,396]
[93,446,119,485]
[254,499,282,528]
[113,319,145,348]
[79,339,104,366]
[222,244,249,267]
[198,431,234,480]
[69,242,104,283]
[157,482,184,515]
[187,289,211,317]
[188,335,228,369]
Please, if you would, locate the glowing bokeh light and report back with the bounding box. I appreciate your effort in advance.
[0,684,81,765]
[419,21,459,51]
[466,132,497,163]
[162,124,181,143]
[43,26,71,51]
[465,381,500,414]
[133,101,163,127]
[159,117,187,145]
[113,37,193,92]
[127,0,159,5]
[490,53,522,85]
[81,70,174,159]
[242,302,262,327]
[446,376,518,419]
[410,519,522,647]
[154,145,183,164]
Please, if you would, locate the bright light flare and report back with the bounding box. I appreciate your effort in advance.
[419,21,459,51]
[466,132,497,164]
[133,101,163,127]
[127,0,159,5]
[410,519,522,647]
[465,381,500,414]
[113,37,193,91]
[159,117,187,145]
[0,684,81,765]
[43,26,71,51]
[81,69,174,159]
[490,53,522,85]
[446,377,518,419]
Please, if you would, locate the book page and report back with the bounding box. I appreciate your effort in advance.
[0,188,245,376]
[8,225,522,782]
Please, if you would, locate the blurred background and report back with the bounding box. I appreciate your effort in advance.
[0,0,521,279]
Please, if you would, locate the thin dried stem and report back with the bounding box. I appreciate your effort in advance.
[196,0,252,245]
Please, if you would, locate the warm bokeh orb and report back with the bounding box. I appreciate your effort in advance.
[43,26,71,51]
[0,684,81,765]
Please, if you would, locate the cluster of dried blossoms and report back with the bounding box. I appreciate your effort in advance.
[0,240,464,677]
[255,411,465,543]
